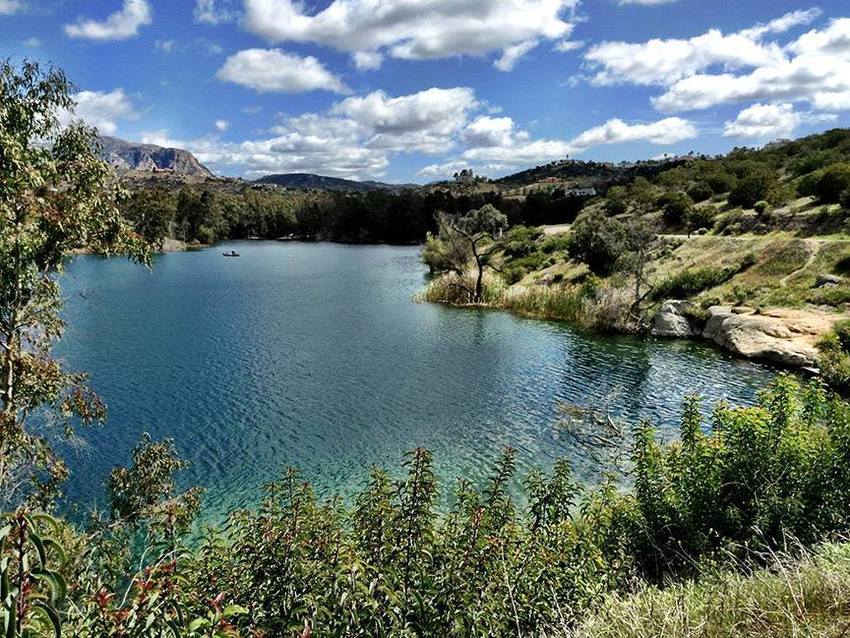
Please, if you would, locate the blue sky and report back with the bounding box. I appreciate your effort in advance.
[2,0,850,183]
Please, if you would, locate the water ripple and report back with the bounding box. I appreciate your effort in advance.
[57,241,783,522]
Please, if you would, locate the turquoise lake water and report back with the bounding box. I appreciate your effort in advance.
[57,241,781,519]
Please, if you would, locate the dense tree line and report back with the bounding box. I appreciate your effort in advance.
[121,181,598,248]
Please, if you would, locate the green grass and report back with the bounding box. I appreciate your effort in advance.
[651,257,754,301]
[572,542,850,638]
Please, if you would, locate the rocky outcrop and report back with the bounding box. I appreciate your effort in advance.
[651,300,696,338]
[702,306,834,367]
[653,301,845,368]
[100,136,214,178]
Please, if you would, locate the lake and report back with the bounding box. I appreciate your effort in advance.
[58,241,781,519]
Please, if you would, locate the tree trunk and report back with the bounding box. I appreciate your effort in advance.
[474,256,484,304]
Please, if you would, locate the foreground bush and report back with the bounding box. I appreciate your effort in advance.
[819,319,850,395]
[3,376,848,636]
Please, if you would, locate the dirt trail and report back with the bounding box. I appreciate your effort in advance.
[779,239,821,288]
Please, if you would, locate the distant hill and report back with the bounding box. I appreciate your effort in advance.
[253,173,415,193]
[496,157,693,189]
[100,136,214,178]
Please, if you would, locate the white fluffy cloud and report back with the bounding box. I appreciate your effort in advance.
[495,39,540,71]
[421,116,698,177]
[0,0,22,15]
[462,117,524,148]
[61,89,140,135]
[215,119,230,132]
[242,0,578,71]
[352,51,383,71]
[216,49,348,94]
[65,0,152,41]
[723,103,837,139]
[585,10,850,116]
[346,88,478,133]
[141,86,482,179]
[723,103,801,139]
[569,117,698,149]
[554,40,584,52]
[584,10,821,87]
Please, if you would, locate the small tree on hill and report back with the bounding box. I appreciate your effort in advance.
[815,163,850,204]
[567,210,629,276]
[659,191,694,227]
[605,185,629,215]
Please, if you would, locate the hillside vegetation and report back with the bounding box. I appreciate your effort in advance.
[423,129,850,371]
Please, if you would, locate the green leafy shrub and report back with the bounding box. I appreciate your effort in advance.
[819,320,850,395]
[659,191,694,226]
[605,185,629,215]
[567,211,629,276]
[501,225,544,258]
[502,252,549,283]
[807,286,850,307]
[652,257,754,300]
[626,378,850,578]
[687,206,716,232]
[541,233,571,254]
[686,181,713,203]
[728,170,781,209]
[814,163,850,203]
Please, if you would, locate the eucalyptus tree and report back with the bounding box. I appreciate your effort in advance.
[0,61,148,508]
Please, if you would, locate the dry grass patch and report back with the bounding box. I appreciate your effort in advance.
[571,543,850,638]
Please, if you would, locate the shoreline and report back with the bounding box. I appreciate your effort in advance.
[424,293,842,373]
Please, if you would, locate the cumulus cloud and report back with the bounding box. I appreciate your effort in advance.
[65,0,152,41]
[331,87,479,152]
[143,123,388,180]
[215,119,230,132]
[569,117,698,149]
[216,49,348,94]
[137,86,483,180]
[585,9,850,116]
[60,89,140,135]
[584,15,808,86]
[462,116,524,148]
[0,0,22,15]
[723,103,837,139]
[420,115,698,178]
[372,87,478,134]
[242,0,578,71]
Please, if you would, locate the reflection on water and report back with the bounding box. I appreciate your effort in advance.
[57,241,781,520]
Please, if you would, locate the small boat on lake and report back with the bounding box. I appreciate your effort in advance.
[223,250,240,257]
